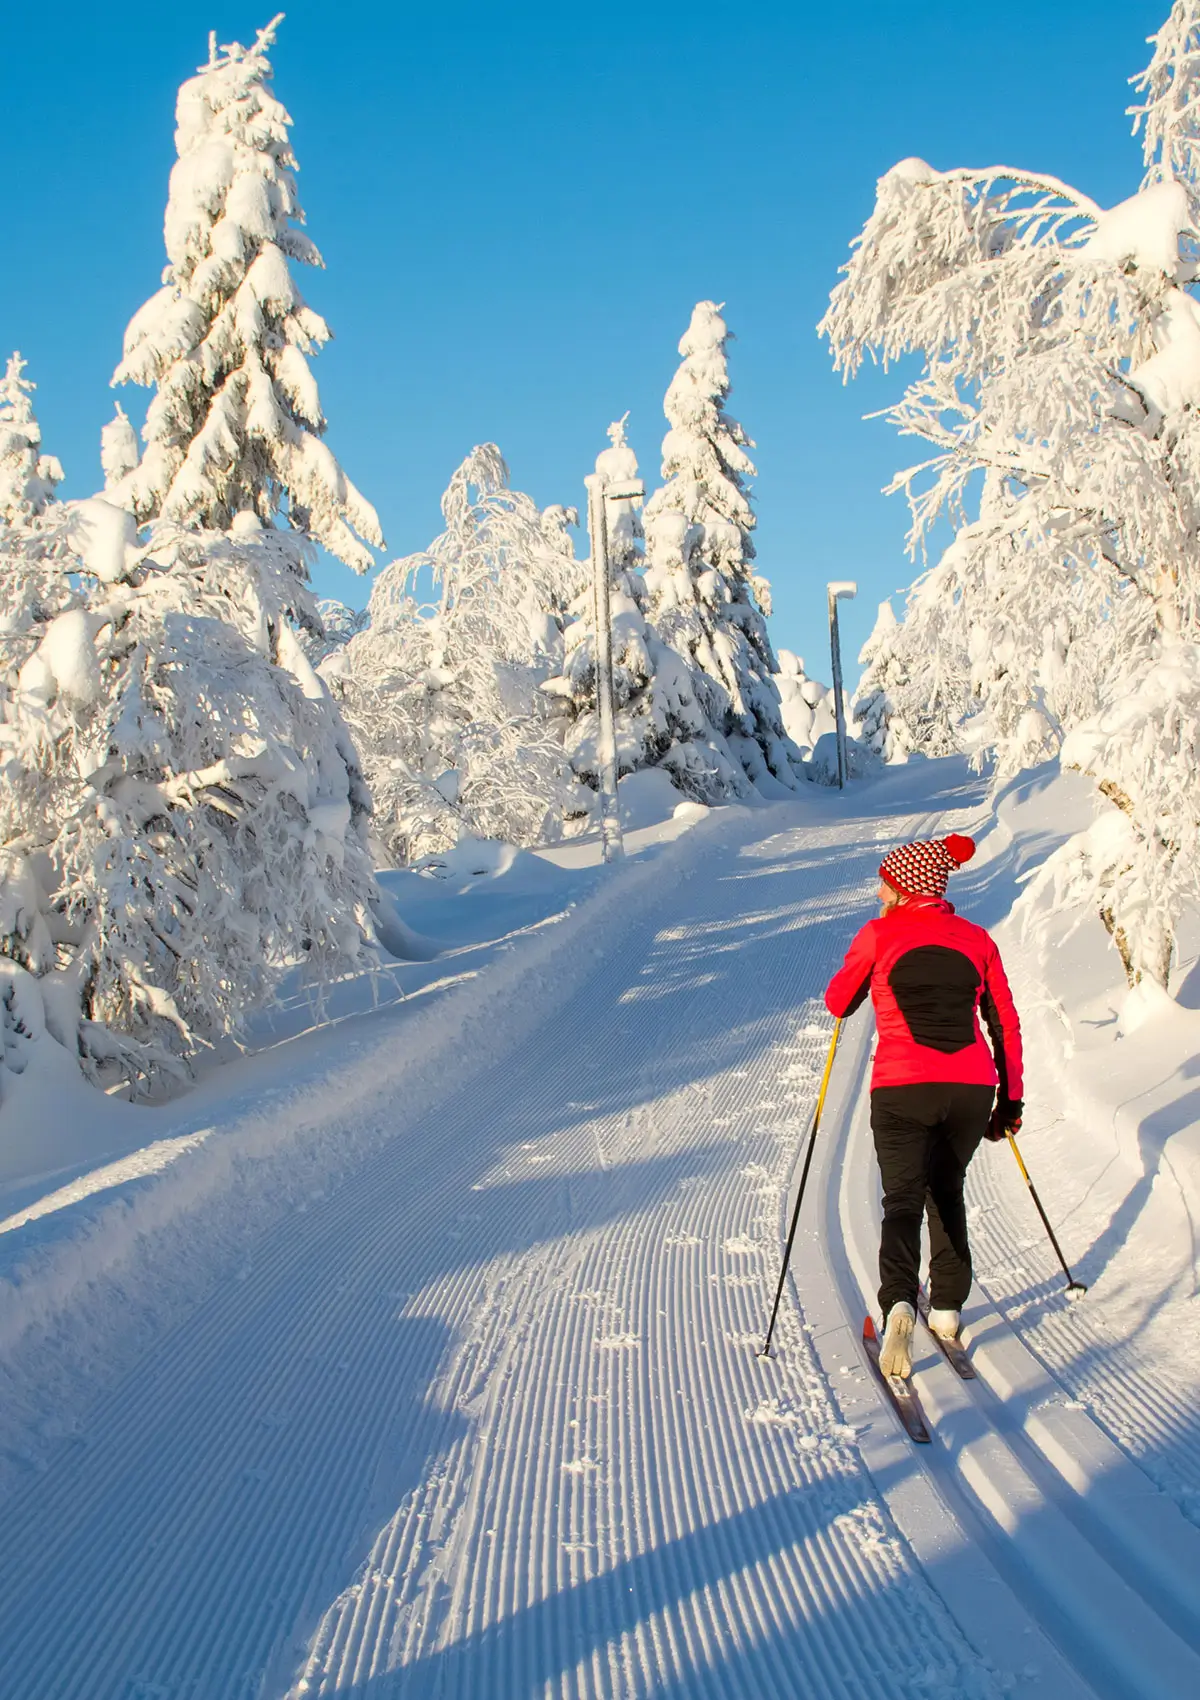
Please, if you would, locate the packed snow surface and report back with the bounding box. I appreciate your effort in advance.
[3,759,1200,1698]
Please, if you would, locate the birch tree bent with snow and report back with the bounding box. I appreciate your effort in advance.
[821,0,1200,985]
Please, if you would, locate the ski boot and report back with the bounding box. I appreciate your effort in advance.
[927,1306,960,1342]
[879,1301,916,1378]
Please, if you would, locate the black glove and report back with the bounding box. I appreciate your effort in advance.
[986,1097,1024,1141]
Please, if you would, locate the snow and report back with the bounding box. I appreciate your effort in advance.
[23,607,102,705]
[1129,286,1200,416]
[7,5,1200,1685]
[1082,180,1191,275]
[66,497,138,584]
[4,754,1200,1696]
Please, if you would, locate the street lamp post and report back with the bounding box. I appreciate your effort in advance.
[585,469,644,862]
[827,580,857,790]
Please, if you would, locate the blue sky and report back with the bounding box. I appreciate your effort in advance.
[0,0,1168,671]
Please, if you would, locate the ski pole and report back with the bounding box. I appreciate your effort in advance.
[761,1018,843,1358]
[1005,1128,1087,1298]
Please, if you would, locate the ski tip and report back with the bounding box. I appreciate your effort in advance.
[862,1314,877,1342]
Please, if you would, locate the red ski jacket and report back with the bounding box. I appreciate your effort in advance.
[824,896,1023,1097]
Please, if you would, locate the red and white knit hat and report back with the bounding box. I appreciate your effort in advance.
[878,834,975,899]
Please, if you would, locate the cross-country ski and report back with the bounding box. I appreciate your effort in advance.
[861,1315,932,1442]
[917,1289,977,1380]
[6,5,1200,1697]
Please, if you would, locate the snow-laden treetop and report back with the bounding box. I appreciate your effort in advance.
[111,14,382,570]
[652,300,757,561]
[1131,0,1200,187]
[0,353,62,523]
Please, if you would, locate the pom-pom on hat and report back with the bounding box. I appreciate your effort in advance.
[879,834,975,900]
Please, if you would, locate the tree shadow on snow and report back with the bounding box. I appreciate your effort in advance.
[336,1484,983,1700]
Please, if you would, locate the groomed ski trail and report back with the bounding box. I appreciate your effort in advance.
[0,776,1022,1700]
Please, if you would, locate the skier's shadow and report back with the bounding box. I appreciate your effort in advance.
[1067,1082,1200,1309]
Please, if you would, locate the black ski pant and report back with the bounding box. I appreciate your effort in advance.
[869,1082,995,1318]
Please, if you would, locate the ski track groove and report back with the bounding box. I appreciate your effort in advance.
[968,1142,1200,1510]
[1,801,1034,1698]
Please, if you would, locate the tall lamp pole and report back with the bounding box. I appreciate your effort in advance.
[586,468,643,862]
[827,580,857,790]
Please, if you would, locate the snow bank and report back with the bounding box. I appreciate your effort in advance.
[964,763,1200,1294]
[617,766,691,829]
[0,801,754,1488]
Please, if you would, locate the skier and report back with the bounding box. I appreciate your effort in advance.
[825,834,1023,1378]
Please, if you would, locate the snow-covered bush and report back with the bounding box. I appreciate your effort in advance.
[2,497,382,1096]
[644,302,804,798]
[335,445,586,863]
[774,649,837,758]
[820,0,1200,981]
[1041,643,1200,988]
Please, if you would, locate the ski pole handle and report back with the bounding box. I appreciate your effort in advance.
[811,1016,842,1131]
[1006,1129,1033,1185]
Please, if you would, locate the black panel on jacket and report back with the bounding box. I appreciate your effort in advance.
[888,945,980,1053]
[979,989,1009,1096]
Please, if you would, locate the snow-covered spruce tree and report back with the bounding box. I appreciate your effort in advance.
[110,15,382,574]
[0,353,73,733]
[852,595,971,763]
[543,417,724,802]
[100,404,139,493]
[820,2,1200,984]
[0,21,401,1096]
[335,445,587,863]
[0,354,76,1077]
[0,354,63,527]
[643,302,804,797]
[2,500,388,1096]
